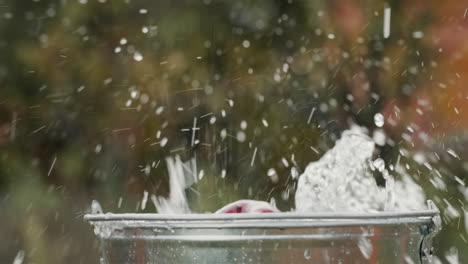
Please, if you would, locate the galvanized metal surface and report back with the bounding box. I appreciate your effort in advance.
[85,200,442,264]
[85,209,439,230]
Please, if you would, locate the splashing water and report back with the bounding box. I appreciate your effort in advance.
[91,200,103,214]
[145,127,426,214]
[445,247,460,264]
[12,250,25,264]
[295,127,425,213]
[150,156,197,214]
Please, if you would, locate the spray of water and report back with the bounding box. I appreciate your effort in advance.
[150,156,197,214]
[295,126,425,213]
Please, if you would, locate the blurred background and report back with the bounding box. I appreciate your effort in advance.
[0,0,467,262]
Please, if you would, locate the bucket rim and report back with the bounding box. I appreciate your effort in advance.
[84,209,438,222]
[84,210,440,230]
[84,200,441,229]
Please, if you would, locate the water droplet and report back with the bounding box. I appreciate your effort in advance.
[242,40,250,48]
[358,237,373,260]
[412,31,424,39]
[446,148,460,160]
[133,51,143,62]
[13,250,25,264]
[267,168,276,176]
[117,197,123,208]
[220,129,227,139]
[273,73,281,82]
[155,106,164,115]
[374,113,384,127]
[209,116,216,124]
[383,7,391,38]
[373,158,385,172]
[95,144,102,153]
[240,120,247,130]
[141,190,149,210]
[130,90,139,99]
[267,168,279,183]
[140,93,149,104]
[372,129,386,146]
[291,167,299,179]
[160,137,168,147]
[236,131,246,142]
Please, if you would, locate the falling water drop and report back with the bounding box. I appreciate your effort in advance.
[240,120,247,130]
[373,158,385,172]
[267,168,276,177]
[236,131,246,142]
[133,52,143,62]
[130,90,139,99]
[160,137,168,147]
[374,113,385,127]
[383,6,391,38]
[304,248,312,260]
[13,250,25,264]
[358,237,373,260]
[446,148,460,160]
[141,191,149,210]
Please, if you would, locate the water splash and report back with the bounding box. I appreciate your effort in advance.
[445,247,460,264]
[89,200,115,238]
[151,156,197,214]
[12,250,25,264]
[295,127,425,213]
[93,222,113,239]
[91,200,103,214]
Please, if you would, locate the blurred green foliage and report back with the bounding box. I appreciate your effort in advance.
[0,0,467,262]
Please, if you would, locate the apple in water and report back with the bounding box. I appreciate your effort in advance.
[215,199,280,214]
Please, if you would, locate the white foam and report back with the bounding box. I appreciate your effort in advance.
[151,156,197,214]
[295,127,425,213]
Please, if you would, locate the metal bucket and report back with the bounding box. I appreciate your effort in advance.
[85,201,441,264]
